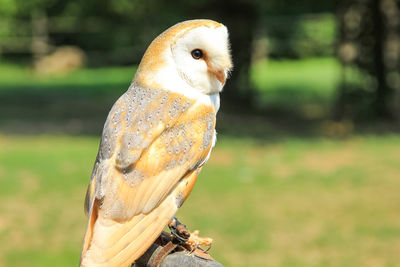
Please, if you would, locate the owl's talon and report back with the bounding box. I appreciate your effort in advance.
[168,216,190,242]
[168,218,213,252]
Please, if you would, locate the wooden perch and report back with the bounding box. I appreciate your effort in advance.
[133,232,224,267]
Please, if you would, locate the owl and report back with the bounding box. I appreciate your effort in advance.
[80,19,232,267]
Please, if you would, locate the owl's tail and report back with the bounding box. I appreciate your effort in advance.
[79,196,177,267]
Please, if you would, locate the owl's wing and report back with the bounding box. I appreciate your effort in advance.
[80,83,216,267]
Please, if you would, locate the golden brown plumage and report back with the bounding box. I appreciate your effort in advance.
[80,19,232,267]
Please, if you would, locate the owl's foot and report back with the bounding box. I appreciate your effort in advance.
[168,217,213,251]
[168,216,190,242]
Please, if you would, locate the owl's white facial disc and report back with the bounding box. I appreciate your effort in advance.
[171,25,232,95]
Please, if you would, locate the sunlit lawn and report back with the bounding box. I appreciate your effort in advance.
[0,63,137,89]
[1,135,400,267]
[1,58,400,267]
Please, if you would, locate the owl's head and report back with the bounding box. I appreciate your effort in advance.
[134,20,233,96]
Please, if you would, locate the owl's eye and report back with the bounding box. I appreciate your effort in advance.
[191,49,203,59]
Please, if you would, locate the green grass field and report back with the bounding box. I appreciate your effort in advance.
[1,58,400,266]
[1,135,400,267]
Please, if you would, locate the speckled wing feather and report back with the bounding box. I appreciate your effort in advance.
[80,82,216,266]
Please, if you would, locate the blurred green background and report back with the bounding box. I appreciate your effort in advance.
[1,0,400,266]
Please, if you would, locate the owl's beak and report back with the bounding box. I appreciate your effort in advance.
[206,55,232,86]
[210,69,226,85]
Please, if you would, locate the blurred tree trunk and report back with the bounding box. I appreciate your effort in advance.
[31,9,49,60]
[336,0,400,120]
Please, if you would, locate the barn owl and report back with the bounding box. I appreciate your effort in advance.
[80,19,232,267]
